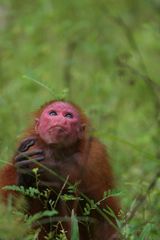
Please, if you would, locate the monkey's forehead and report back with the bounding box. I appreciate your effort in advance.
[42,101,80,117]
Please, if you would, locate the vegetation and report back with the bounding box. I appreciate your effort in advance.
[0,0,160,239]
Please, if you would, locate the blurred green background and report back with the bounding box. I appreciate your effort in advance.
[0,0,160,239]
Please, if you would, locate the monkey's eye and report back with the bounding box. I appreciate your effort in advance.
[49,111,57,116]
[65,113,73,119]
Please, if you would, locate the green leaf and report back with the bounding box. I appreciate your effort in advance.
[71,210,79,240]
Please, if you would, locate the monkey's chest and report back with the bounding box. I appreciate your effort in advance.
[39,151,83,188]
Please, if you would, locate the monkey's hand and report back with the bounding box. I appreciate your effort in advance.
[14,137,45,187]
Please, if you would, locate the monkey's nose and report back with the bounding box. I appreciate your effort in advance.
[56,118,68,126]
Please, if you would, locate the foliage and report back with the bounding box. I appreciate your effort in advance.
[0,0,160,239]
[2,182,121,239]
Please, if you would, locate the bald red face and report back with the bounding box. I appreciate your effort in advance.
[35,102,85,147]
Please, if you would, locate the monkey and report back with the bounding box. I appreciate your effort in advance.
[0,100,120,240]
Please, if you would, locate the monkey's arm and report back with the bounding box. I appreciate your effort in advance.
[83,139,120,210]
[0,164,17,202]
[14,137,45,186]
[82,138,121,239]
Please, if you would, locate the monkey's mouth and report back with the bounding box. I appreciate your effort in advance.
[48,126,67,137]
[50,125,66,131]
[46,126,69,145]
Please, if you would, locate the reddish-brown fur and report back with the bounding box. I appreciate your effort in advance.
[0,100,120,240]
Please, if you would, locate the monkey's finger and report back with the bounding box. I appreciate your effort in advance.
[15,156,45,168]
[16,167,45,174]
[17,137,37,152]
[38,179,61,188]
[15,149,44,162]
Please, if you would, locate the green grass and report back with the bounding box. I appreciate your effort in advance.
[0,0,160,239]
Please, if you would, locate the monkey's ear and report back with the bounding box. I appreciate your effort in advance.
[78,124,86,139]
[35,118,40,133]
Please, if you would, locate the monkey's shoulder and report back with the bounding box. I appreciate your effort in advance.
[85,136,110,171]
[88,137,108,156]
